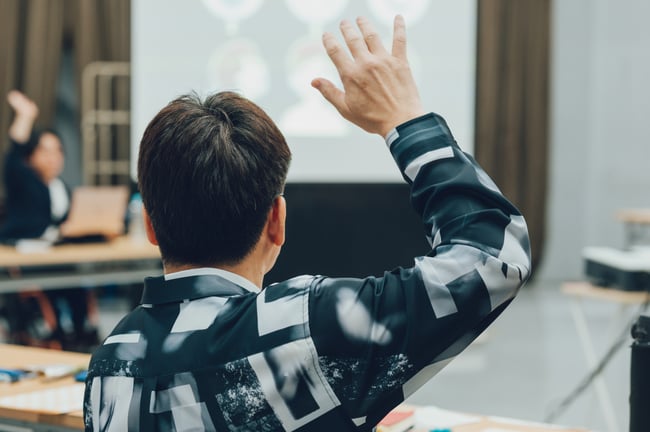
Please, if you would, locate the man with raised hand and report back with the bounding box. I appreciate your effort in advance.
[84,16,530,431]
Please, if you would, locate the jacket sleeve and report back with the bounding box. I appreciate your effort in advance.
[307,113,532,428]
[3,136,34,189]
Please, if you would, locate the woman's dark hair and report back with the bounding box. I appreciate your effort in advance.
[23,127,64,157]
[137,91,291,267]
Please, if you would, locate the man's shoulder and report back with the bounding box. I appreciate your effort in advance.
[89,276,319,371]
[263,274,318,293]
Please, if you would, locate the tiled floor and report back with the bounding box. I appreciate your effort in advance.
[94,279,637,432]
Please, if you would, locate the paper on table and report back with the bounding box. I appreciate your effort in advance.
[488,416,577,430]
[15,239,52,254]
[413,405,481,429]
[0,383,84,414]
[483,429,522,432]
[27,363,83,379]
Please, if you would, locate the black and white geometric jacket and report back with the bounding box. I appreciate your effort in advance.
[84,113,531,431]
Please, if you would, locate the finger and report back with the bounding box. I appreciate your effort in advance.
[7,90,20,104]
[311,78,348,117]
[339,19,368,59]
[322,31,353,73]
[391,15,408,60]
[357,16,387,55]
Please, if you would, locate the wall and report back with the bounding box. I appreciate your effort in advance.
[538,0,650,281]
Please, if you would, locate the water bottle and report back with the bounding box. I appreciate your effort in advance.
[128,193,146,242]
[630,313,650,432]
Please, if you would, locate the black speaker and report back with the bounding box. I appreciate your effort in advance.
[630,314,650,432]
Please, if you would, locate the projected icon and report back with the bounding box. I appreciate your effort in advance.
[285,0,349,34]
[367,0,430,27]
[206,38,271,101]
[280,38,348,137]
[282,0,350,136]
[201,0,264,35]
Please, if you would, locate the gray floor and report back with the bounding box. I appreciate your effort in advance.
[407,280,637,432]
[95,279,638,432]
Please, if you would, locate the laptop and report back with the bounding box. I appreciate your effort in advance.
[58,186,129,242]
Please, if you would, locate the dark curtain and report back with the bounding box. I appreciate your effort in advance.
[475,0,550,274]
[0,0,130,204]
[0,1,22,166]
[0,0,65,143]
[75,0,131,185]
[75,0,130,68]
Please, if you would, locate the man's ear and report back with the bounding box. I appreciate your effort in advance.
[267,195,286,247]
[143,208,159,246]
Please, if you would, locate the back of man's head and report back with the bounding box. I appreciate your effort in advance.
[137,91,291,267]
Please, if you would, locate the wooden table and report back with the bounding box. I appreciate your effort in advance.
[561,281,649,432]
[0,236,161,293]
[452,418,588,431]
[384,405,589,432]
[0,344,589,432]
[563,281,650,304]
[0,344,89,430]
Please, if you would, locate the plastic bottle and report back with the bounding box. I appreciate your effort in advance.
[128,193,146,242]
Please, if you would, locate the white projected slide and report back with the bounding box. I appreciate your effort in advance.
[131,0,476,182]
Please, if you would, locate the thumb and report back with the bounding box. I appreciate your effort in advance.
[311,78,348,117]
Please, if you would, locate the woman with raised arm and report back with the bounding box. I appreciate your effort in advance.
[0,90,68,242]
[1,91,97,351]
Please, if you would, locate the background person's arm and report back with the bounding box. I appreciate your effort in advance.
[7,90,39,144]
[4,91,41,184]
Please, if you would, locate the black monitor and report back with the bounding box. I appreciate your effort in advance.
[266,183,429,283]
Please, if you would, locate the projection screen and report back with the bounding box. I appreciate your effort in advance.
[131,0,476,182]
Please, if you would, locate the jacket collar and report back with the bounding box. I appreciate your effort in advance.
[141,269,258,305]
[164,267,259,293]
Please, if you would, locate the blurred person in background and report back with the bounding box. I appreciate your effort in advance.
[0,90,97,351]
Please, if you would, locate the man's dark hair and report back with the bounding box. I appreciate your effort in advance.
[137,91,291,267]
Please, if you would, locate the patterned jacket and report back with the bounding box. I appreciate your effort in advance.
[84,113,531,431]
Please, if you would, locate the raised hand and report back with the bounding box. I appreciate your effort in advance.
[7,90,39,119]
[312,16,424,137]
[6,90,39,143]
